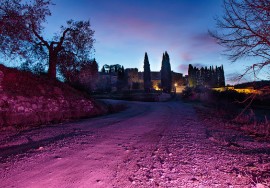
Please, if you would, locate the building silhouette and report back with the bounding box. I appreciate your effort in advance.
[125,69,186,91]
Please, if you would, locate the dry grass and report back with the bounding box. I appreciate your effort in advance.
[233,110,270,139]
[0,64,89,99]
[196,103,270,141]
[195,104,270,186]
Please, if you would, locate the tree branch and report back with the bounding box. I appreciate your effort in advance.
[31,24,49,48]
[56,27,71,51]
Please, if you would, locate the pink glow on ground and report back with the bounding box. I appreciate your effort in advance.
[1,101,269,187]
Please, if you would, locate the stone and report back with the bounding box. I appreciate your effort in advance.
[0,95,8,100]
[17,106,24,112]
[0,71,4,92]
[0,71,3,79]
[17,96,26,101]
[256,183,265,188]
[32,104,38,109]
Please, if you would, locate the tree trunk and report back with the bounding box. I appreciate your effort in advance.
[48,49,57,80]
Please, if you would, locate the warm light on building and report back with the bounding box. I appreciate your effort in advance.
[212,86,262,95]
[152,81,161,91]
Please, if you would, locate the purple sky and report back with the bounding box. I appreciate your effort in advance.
[43,0,263,83]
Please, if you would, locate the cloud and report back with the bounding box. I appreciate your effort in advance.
[181,52,193,62]
[190,32,221,53]
[98,15,157,43]
[192,33,216,43]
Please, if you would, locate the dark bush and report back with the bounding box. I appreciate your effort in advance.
[181,87,193,99]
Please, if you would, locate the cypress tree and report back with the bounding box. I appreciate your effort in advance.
[165,51,172,92]
[101,66,105,73]
[187,64,225,88]
[188,64,192,87]
[161,53,166,90]
[220,65,225,87]
[143,52,151,92]
[161,51,172,93]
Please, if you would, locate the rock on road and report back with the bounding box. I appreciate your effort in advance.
[0,100,266,187]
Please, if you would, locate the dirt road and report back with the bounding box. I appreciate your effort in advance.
[0,100,269,187]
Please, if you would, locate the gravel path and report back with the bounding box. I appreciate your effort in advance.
[0,100,269,187]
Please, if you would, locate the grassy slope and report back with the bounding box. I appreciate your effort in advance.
[0,64,89,99]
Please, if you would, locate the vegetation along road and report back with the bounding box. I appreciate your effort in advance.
[0,100,269,187]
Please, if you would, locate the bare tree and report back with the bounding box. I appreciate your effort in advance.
[210,0,270,80]
[0,0,94,79]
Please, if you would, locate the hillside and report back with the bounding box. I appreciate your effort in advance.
[234,80,270,89]
[0,64,107,129]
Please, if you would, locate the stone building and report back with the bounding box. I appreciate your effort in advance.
[97,72,118,92]
[125,68,186,91]
[125,68,141,90]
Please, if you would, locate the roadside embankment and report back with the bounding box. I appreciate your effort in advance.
[0,65,107,129]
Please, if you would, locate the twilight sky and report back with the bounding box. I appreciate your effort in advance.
[43,0,263,83]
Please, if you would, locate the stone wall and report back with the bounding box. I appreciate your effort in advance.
[0,70,3,92]
[0,69,106,128]
[0,95,104,127]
